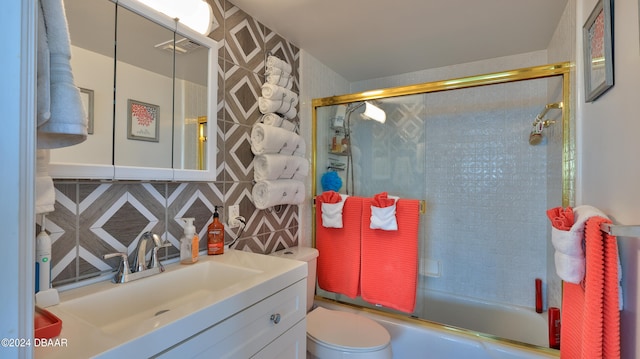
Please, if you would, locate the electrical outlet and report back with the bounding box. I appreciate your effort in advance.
[228,205,240,228]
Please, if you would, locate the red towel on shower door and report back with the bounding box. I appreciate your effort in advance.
[315,195,362,298]
[561,216,620,358]
[360,198,420,313]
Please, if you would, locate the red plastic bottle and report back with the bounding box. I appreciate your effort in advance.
[548,307,561,349]
[207,207,224,255]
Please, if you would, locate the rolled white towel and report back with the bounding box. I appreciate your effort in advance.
[266,55,292,75]
[250,123,305,156]
[266,73,293,89]
[265,65,290,77]
[261,83,298,106]
[261,113,296,132]
[259,97,298,119]
[252,180,304,210]
[261,113,284,127]
[253,154,309,181]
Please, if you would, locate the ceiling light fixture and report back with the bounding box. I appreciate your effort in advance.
[136,0,213,35]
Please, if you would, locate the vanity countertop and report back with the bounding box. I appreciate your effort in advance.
[34,250,307,358]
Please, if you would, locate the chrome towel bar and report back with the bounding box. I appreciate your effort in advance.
[600,223,640,237]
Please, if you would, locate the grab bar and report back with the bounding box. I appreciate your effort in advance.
[600,223,640,237]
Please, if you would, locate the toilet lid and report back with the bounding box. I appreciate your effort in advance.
[307,307,391,351]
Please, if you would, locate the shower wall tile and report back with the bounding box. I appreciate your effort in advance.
[47,1,300,286]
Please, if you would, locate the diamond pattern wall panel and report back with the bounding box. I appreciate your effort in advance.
[47,0,301,286]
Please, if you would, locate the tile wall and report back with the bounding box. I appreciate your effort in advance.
[46,0,301,287]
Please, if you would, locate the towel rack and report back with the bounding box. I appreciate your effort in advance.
[600,223,640,237]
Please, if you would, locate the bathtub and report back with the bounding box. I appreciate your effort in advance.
[417,289,550,347]
[314,298,559,359]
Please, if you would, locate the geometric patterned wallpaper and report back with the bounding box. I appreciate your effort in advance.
[45,0,301,287]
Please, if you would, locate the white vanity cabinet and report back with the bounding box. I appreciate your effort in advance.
[155,279,307,358]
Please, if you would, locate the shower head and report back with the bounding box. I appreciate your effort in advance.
[529,130,543,145]
[528,102,561,145]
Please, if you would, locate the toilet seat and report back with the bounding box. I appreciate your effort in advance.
[307,307,391,352]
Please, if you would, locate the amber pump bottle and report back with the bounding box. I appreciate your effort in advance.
[207,206,224,255]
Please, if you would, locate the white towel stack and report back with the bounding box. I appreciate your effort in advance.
[259,55,298,119]
[251,55,304,209]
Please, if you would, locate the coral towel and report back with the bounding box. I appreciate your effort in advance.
[315,196,363,298]
[360,198,420,313]
[561,215,621,359]
[547,206,575,230]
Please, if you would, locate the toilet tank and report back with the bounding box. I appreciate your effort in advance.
[269,246,318,312]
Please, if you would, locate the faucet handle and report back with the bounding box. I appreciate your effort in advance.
[150,241,171,271]
[103,252,131,283]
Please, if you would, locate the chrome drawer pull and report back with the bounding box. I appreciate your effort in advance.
[270,313,281,324]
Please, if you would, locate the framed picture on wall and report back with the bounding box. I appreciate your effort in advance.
[583,0,614,102]
[127,99,159,142]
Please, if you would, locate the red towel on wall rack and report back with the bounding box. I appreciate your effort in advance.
[360,198,420,313]
[315,195,363,298]
[561,216,620,359]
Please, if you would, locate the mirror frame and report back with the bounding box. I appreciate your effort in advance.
[49,0,218,181]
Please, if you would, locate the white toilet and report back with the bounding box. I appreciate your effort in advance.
[270,246,393,359]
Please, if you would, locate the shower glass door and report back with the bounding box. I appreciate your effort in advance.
[312,63,572,348]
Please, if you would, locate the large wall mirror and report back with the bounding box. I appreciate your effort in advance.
[49,0,217,181]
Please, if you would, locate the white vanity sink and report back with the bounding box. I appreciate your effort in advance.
[35,250,308,358]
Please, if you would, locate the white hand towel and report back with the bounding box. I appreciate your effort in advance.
[36,150,55,214]
[571,205,609,232]
[370,196,399,231]
[259,97,298,119]
[551,205,611,284]
[253,154,309,181]
[37,1,51,126]
[554,251,586,284]
[261,113,296,132]
[321,195,348,228]
[551,227,584,257]
[266,55,292,75]
[551,227,585,283]
[38,0,87,149]
[250,123,306,156]
[251,180,304,210]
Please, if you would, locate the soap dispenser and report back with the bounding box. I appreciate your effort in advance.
[207,206,224,255]
[180,218,199,264]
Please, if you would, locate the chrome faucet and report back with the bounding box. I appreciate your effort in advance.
[103,231,169,284]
